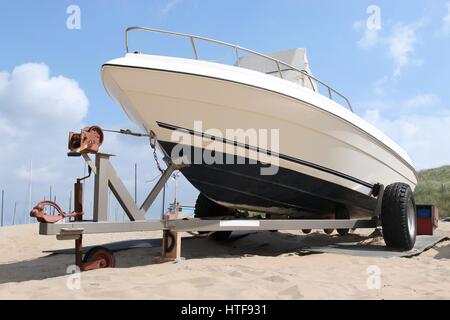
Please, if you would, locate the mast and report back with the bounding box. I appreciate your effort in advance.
[134,163,138,204]
[173,170,180,214]
[1,190,4,227]
[27,160,33,224]
[12,201,17,225]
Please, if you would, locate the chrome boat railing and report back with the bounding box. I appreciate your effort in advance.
[125,26,353,112]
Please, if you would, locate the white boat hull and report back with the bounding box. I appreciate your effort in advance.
[102,54,417,218]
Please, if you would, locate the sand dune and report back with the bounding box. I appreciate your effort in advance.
[0,223,449,299]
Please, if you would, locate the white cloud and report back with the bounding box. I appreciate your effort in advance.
[159,0,183,17]
[0,116,18,138]
[0,63,196,225]
[364,109,450,170]
[354,19,422,78]
[0,63,88,129]
[0,63,89,222]
[386,23,419,77]
[403,94,440,109]
[353,20,364,30]
[444,3,450,34]
[361,92,449,170]
[354,20,381,49]
[16,164,62,183]
[373,76,389,96]
[358,29,380,49]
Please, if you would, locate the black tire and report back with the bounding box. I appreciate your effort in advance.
[381,183,417,251]
[336,205,350,236]
[195,194,235,241]
[83,246,115,268]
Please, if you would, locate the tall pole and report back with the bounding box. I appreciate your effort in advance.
[108,190,111,221]
[69,190,72,213]
[80,162,87,218]
[27,160,33,224]
[12,201,17,226]
[1,190,4,227]
[173,171,179,208]
[134,163,138,204]
[162,184,166,215]
[49,186,53,218]
[442,184,445,210]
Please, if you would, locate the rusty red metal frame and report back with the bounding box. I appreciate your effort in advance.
[30,201,83,224]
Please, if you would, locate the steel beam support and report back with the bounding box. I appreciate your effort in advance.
[93,154,110,222]
[166,218,380,232]
[40,221,165,235]
[40,218,379,236]
[140,162,178,214]
[92,153,145,221]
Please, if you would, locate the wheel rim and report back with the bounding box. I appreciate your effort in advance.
[406,199,416,239]
[90,251,114,268]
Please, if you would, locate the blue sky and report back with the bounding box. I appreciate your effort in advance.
[0,1,449,225]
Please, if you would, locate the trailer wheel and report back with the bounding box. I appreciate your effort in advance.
[195,194,234,241]
[83,246,115,268]
[381,183,416,251]
[302,229,312,234]
[336,205,350,236]
[323,228,334,235]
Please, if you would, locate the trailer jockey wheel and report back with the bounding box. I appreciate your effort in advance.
[83,246,115,269]
[336,205,350,236]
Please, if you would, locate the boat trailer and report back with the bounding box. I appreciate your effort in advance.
[33,126,381,272]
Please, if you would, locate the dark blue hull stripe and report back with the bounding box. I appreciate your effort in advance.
[156,121,374,189]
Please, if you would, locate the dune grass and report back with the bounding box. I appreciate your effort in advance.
[415,165,450,217]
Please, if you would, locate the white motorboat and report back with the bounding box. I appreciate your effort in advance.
[102,27,418,249]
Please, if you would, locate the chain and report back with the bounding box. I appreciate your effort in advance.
[149,131,165,174]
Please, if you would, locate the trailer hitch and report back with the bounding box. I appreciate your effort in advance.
[30,200,83,224]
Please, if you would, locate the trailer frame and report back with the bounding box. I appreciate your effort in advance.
[38,152,381,271]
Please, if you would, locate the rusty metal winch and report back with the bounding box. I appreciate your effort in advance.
[68,126,104,154]
[30,127,104,224]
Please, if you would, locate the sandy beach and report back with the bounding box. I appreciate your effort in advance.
[1,222,449,300]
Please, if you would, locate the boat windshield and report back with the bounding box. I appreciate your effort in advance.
[125,27,353,113]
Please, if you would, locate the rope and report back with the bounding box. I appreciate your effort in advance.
[102,128,150,137]
[102,127,166,174]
